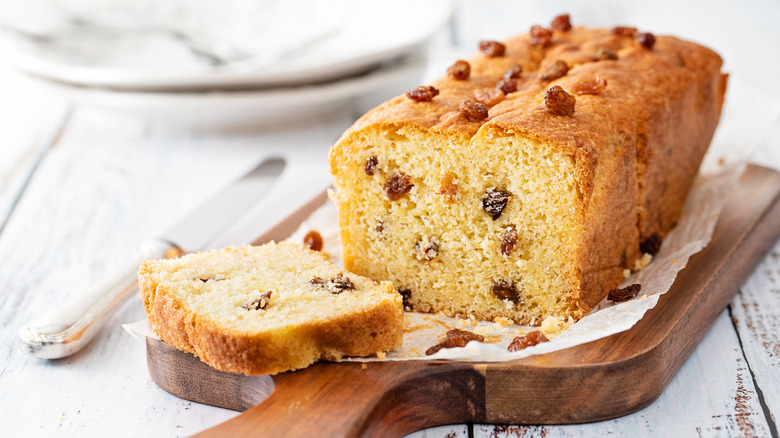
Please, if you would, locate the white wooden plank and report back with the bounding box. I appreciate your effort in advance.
[474,310,772,437]
[730,238,780,431]
[0,41,71,226]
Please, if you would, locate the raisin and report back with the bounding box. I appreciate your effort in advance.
[327,273,355,294]
[479,40,505,57]
[310,276,326,287]
[405,85,439,102]
[375,220,385,233]
[242,291,272,310]
[414,237,439,261]
[640,233,662,255]
[303,230,323,251]
[482,188,511,220]
[608,283,641,302]
[398,287,412,310]
[538,60,570,81]
[503,63,523,79]
[500,227,518,257]
[550,14,572,31]
[612,26,638,37]
[438,171,459,203]
[474,88,505,106]
[637,32,656,49]
[496,77,518,95]
[425,329,485,355]
[384,173,413,200]
[507,331,549,352]
[459,99,489,122]
[364,156,378,175]
[595,48,618,60]
[572,77,608,95]
[491,280,522,304]
[530,25,553,47]
[447,60,471,80]
[544,85,576,116]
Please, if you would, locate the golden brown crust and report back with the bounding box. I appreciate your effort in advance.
[329,23,725,321]
[138,244,404,375]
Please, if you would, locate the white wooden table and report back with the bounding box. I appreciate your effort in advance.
[1,1,779,437]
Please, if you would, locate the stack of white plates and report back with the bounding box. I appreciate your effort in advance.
[2,0,453,127]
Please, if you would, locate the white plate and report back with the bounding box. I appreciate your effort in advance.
[30,53,427,129]
[4,0,452,91]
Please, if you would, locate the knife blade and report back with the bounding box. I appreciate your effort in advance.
[18,157,285,359]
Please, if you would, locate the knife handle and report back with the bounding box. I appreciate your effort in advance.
[18,238,183,359]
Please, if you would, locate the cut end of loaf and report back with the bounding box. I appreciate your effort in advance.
[330,125,586,325]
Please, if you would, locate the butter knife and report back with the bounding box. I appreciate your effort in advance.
[18,157,285,359]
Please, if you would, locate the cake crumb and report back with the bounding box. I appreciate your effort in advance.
[623,268,631,279]
[376,351,387,359]
[361,363,367,370]
[494,317,513,326]
[540,315,574,338]
[473,325,494,337]
[634,253,653,270]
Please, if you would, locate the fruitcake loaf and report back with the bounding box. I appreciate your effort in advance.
[138,242,403,375]
[328,15,727,325]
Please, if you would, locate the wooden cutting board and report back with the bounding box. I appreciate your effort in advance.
[145,164,780,438]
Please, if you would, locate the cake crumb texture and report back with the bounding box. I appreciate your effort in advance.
[138,242,404,375]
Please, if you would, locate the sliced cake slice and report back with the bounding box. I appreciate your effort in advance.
[138,242,403,375]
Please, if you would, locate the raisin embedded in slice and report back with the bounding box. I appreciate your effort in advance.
[612,26,638,37]
[310,276,326,287]
[482,188,512,220]
[507,331,549,352]
[479,40,505,57]
[398,287,412,310]
[530,25,553,47]
[327,273,355,294]
[414,237,439,261]
[572,77,608,95]
[405,85,439,102]
[503,63,523,79]
[447,60,471,80]
[608,283,641,303]
[496,78,518,95]
[303,230,323,251]
[384,173,413,201]
[637,32,656,49]
[459,99,489,122]
[640,233,662,255]
[538,60,570,81]
[491,280,522,304]
[425,329,485,355]
[544,85,576,116]
[500,227,519,257]
[550,14,572,31]
[364,156,378,176]
[595,48,618,60]
[242,290,273,310]
[474,88,505,107]
[438,171,459,203]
